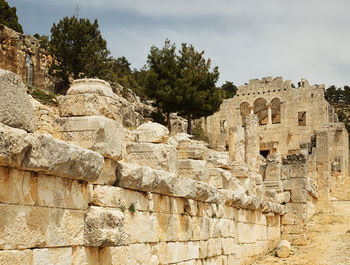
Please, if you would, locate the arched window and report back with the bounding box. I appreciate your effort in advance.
[254,98,268,125]
[26,53,33,86]
[240,102,250,125]
[271,98,281,124]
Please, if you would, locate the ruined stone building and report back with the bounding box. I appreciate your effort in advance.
[0,69,349,264]
[0,25,51,89]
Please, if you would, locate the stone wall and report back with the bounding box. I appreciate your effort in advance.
[0,25,51,89]
[1,72,341,264]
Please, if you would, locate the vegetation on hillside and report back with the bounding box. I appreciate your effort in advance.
[0,0,23,33]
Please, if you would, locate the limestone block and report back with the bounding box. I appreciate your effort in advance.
[150,193,171,213]
[177,139,209,160]
[228,125,245,164]
[124,212,158,243]
[184,199,198,216]
[281,224,306,234]
[207,150,233,169]
[125,142,177,172]
[84,206,128,247]
[178,159,208,181]
[207,238,222,257]
[71,246,99,265]
[0,204,84,249]
[222,238,235,255]
[265,152,282,181]
[92,159,117,185]
[191,217,210,241]
[282,178,307,202]
[116,162,196,199]
[244,114,259,171]
[135,121,169,143]
[0,69,36,132]
[155,213,191,242]
[33,247,72,265]
[58,116,126,161]
[36,173,89,209]
[188,241,200,260]
[92,185,150,211]
[196,182,224,203]
[167,242,189,264]
[0,249,33,265]
[0,123,104,181]
[276,240,290,258]
[0,167,36,205]
[282,154,307,178]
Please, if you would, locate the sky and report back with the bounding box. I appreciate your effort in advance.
[9,0,350,87]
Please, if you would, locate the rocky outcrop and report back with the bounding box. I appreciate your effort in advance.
[0,25,50,89]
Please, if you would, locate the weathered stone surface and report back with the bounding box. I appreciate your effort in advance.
[176,139,209,160]
[0,69,36,132]
[84,206,128,247]
[135,121,169,143]
[276,240,291,258]
[0,123,104,181]
[207,150,233,169]
[33,247,72,265]
[265,151,282,180]
[0,249,33,265]
[244,114,260,171]
[92,159,117,185]
[228,125,245,164]
[178,159,208,181]
[116,162,196,199]
[58,116,126,161]
[0,204,84,249]
[67,78,115,97]
[125,142,177,172]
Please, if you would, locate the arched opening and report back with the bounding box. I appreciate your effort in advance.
[240,102,250,125]
[26,53,33,86]
[271,98,281,124]
[254,98,268,125]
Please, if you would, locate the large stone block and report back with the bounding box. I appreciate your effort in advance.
[116,162,196,199]
[0,249,33,265]
[178,159,208,181]
[0,69,36,132]
[33,247,72,265]
[84,206,128,247]
[228,125,245,164]
[0,123,104,181]
[123,212,158,243]
[177,140,209,160]
[135,121,169,143]
[92,185,150,211]
[58,116,126,161]
[0,204,84,249]
[207,150,233,169]
[92,159,117,185]
[125,142,177,172]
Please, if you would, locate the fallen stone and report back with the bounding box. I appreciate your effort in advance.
[135,121,169,143]
[0,69,36,132]
[276,240,291,258]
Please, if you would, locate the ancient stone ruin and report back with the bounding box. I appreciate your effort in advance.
[0,71,349,264]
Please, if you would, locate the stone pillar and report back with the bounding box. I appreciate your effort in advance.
[244,114,259,171]
[267,103,272,125]
[315,130,331,213]
[228,126,245,164]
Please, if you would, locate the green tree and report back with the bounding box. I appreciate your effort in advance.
[145,40,223,134]
[343,85,350,105]
[177,43,223,134]
[325,85,343,102]
[49,16,111,94]
[221,81,237,99]
[0,0,23,33]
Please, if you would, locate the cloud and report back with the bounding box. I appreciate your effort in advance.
[11,0,350,87]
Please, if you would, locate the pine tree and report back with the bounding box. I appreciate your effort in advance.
[0,0,23,33]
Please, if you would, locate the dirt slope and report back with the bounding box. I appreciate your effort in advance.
[253,201,350,265]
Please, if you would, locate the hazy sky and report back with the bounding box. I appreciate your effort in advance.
[10,0,350,87]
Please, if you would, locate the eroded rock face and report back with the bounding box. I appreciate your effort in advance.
[135,122,169,143]
[0,69,36,132]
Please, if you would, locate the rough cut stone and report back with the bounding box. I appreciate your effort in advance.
[276,239,290,258]
[0,69,36,132]
[58,116,126,161]
[178,159,208,181]
[136,121,169,143]
[207,150,233,169]
[0,123,104,181]
[84,206,128,247]
[125,142,177,172]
